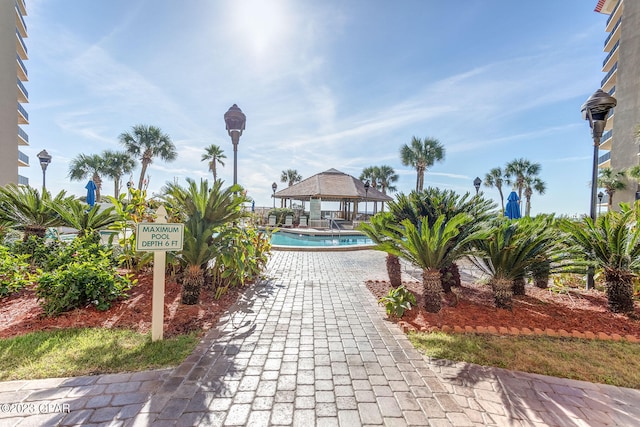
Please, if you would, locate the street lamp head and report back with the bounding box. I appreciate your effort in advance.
[364,180,370,191]
[581,89,616,137]
[224,104,246,136]
[473,177,481,191]
[37,149,52,171]
[272,182,277,193]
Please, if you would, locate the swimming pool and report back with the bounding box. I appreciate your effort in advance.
[270,230,374,250]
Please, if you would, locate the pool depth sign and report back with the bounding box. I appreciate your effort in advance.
[136,223,184,251]
[135,206,184,341]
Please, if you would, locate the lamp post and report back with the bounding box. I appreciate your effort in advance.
[598,191,604,216]
[37,149,52,192]
[581,89,617,289]
[272,182,277,208]
[473,177,481,215]
[224,104,246,186]
[473,177,481,196]
[364,180,370,220]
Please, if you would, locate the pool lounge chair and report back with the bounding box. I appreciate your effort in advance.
[268,215,277,227]
[284,215,293,228]
[299,216,308,227]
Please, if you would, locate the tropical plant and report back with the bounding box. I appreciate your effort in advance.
[68,153,107,202]
[560,204,640,313]
[378,285,416,318]
[399,136,445,191]
[119,124,177,190]
[470,216,567,309]
[598,168,627,211]
[201,144,226,181]
[484,167,506,214]
[52,198,120,238]
[377,213,478,313]
[162,178,246,304]
[0,185,67,240]
[360,166,380,189]
[0,247,31,297]
[102,150,136,198]
[359,212,403,288]
[280,169,302,187]
[504,158,542,214]
[36,257,134,316]
[522,176,546,217]
[377,165,399,195]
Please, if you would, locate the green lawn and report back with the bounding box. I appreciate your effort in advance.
[0,328,199,381]
[408,331,640,389]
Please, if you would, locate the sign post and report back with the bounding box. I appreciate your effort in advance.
[136,205,184,341]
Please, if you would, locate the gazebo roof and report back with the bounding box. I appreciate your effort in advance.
[274,168,393,202]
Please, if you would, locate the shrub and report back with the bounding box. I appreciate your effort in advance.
[44,233,117,271]
[35,258,135,316]
[378,285,417,318]
[0,246,31,297]
[10,235,59,269]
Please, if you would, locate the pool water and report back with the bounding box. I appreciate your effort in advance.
[271,231,373,247]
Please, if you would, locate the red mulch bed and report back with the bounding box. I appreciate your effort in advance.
[0,273,241,339]
[366,279,640,338]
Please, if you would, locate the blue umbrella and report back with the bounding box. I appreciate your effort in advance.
[505,191,521,219]
[85,180,96,207]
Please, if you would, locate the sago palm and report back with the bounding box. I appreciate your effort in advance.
[560,205,640,313]
[52,199,120,238]
[0,184,68,240]
[162,178,246,304]
[470,216,566,309]
[380,213,478,313]
[358,212,403,288]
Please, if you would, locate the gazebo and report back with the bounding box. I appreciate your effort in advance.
[273,168,393,226]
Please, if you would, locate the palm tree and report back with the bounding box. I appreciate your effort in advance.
[598,168,627,210]
[560,205,640,313]
[379,213,478,313]
[0,184,68,240]
[523,176,546,217]
[358,212,403,288]
[102,150,136,198]
[201,144,226,181]
[119,124,177,190]
[504,158,541,208]
[400,137,445,191]
[280,169,302,187]
[360,166,380,188]
[68,153,107,203]
[484,167,505,214]
[162,179,246,304]
[52,199,120,238]
[470,216,565,309]
[377,165,398,195]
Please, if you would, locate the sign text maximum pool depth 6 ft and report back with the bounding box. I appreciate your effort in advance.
[136,223,184,251]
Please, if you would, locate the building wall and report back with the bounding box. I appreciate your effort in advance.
[611,0,640,204]
[0,0,27,186]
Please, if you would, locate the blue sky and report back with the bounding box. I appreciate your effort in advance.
[23,0,608,215]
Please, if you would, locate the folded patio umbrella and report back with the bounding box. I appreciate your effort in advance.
[505,191,521,219]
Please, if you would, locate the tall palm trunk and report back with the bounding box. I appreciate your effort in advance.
[422,268,442,313]
[386,254,402,288]
[492,277,513,310]
[182,264,204,305]
[604,271,635,313]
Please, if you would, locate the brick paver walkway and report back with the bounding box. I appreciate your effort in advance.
[1,250,640,426]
